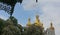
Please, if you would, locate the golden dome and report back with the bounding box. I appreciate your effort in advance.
[36,15,39,19]
[35,15,42,26]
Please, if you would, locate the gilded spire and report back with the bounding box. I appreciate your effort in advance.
[50,22,54,30]
[35,15,42,26]
[27,18,32,26]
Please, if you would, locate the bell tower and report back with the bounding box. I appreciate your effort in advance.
[26,18,32,27]
[50,22,55,30]
[35,15,42,26]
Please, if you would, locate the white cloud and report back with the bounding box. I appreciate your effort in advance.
[0,15,7,20]
[0,10,8,20]
[40,0,60,35]
[22,0,39,10]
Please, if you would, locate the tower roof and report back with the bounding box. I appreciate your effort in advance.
[27,18,32,26]
[36,15,39,19]
[35,15,42,26]
[50,22,55,30]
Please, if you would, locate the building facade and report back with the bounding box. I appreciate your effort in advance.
[45,22,55,35]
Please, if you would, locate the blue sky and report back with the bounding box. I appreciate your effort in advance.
[0,0,60,35]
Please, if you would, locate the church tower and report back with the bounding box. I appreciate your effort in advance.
[34,15,42,27]
[26,18,32,27]
[50,22,55,31]
[46,22,55,35]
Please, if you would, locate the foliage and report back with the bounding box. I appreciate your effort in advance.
[23,24,44,35]
[0,16,44,35]
[0,18,5,34]
[2,25,21,35]
[6,16,18,26]
[0,17,22,35]
[0,0,23,17]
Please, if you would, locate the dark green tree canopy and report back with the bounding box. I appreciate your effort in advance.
[2,25,21,35]
[0,0,23,6]
[0,0,23,17]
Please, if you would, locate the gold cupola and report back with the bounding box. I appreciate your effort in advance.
[35,15,42,26]
[50,22,54,30]
[27,18,32,27]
